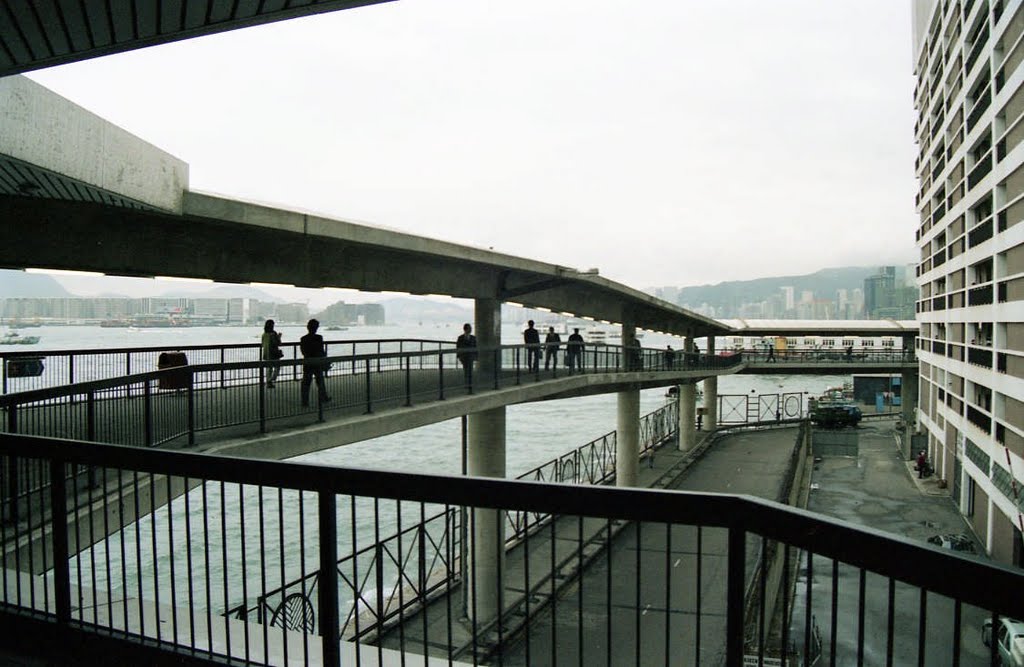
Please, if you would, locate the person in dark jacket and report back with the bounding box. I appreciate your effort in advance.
[524,320,541,372]
[544,327,561,370]
[456,323,477,387]
[567,328,585,372]
[299,319,331,406]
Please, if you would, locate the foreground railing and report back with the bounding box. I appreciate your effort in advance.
[0,431,1020,666]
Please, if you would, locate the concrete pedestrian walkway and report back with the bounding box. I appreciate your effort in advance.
[376,425,805,665]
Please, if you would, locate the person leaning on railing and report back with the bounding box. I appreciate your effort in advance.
[455,323,477,387]
[261,319,283,388]
[299,319,332,406]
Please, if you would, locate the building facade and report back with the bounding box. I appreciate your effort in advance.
[914,0,1024,566]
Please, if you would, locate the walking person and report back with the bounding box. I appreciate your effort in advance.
[664,345,676,370]
[916,450,927,478]
[299,319,331,407]
[524,320,541,372]
[544,326,561,370]
[567,327,585,372]
[455,323,477,389]
[261,319,284,388]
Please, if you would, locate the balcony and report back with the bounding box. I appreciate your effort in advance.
[968,345,994,367]
[969,284,994,306]
[967,217,994,247]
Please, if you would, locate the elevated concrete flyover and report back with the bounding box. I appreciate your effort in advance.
[0,0,393,79]
[0,76,727,342]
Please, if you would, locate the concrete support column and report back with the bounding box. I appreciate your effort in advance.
[617,389,640,487]
[474,298,501,387]
[901,369,919,457]
[678,383,696,452]
[466,406,506,622]
[705,336,718,430]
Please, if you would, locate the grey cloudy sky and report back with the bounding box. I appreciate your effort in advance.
[27,0,918,295]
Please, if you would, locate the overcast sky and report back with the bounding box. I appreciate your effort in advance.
[26,0,918,299]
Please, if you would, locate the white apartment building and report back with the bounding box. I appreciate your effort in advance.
[914,0,1024,566]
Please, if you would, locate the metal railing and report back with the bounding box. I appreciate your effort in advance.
[1,431,1022,666]
[230,401,676,642]
[737,347,916,365]
[0,342,736,451]
[0,338,455,395]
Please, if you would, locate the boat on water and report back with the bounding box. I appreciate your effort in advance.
[0,331,41,345]
[809,382,861,427]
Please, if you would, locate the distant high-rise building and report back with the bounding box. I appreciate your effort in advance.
[864,266,897,319]
[781,286,795,311]
[913,0,1024,567]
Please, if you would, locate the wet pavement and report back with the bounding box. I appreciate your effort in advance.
[793,418,991,666]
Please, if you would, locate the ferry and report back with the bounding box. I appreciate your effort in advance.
[808,383,862,428]
[0,331,40,345]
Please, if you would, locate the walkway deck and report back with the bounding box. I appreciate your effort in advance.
[374,426,803,665]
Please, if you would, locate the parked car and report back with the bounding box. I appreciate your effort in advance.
[982,617,1024,667]
[926,533,976,553]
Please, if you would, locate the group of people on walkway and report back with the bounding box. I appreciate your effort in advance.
[260,318,332,406]
[522,320,586,372]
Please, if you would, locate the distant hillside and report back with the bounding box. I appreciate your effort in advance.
[669,267,878,310]
[382,297,472,324]
[0,269,72,298]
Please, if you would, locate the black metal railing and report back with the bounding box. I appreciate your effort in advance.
[738,347,916,365]
[1,432,1021,666]
[969,283,995,305]
[968,217,994,246]
[0,342,735,450]
[227,401,678,644]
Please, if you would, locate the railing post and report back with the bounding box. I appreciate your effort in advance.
[404,355,412,407]
[187,371,196,447]
[418,524,427,603]
[726,526,746,667]
[68,354,75,386]
[86,390,96,442]
[376,341,382,373]
[438,351,445,400]
[144,381,153,447]
[220,348,226,389]
[365,358,373,414]
[375,541,385,636]
[258,366,267,434]
[515,347,521,385]
[50,458,72,624]
[4,405,18,523]
[318,491,340,667]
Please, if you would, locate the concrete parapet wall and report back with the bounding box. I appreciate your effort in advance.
[0,76,187,212]
[812,429,859,457]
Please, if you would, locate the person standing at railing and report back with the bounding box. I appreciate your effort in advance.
[664,345,676,370]
[299,319,331,407]
[455,323,477,388]
[524,320,541,372]
[261,319,284,388]
[567,327,585,372]
[544,326,562,370]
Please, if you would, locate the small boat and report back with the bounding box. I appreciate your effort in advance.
[326,326,349,331]
[1,332,41,345]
